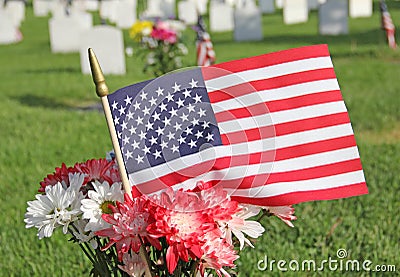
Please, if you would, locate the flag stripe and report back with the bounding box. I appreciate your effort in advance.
[231,182,368,206]
[202,44,331,79]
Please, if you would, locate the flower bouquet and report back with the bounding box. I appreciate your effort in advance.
[24,155,296,276]
[129,20,189,77]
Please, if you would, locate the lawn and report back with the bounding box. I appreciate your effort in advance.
[0,1,399,276]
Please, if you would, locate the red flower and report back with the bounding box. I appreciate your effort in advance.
[150,26,177,44]
[39,163,77,193]
[96,193,161,260]
[73,158,121,186]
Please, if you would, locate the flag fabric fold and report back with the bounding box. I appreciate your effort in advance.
[380,0,397,49]
[106,44,368,206]
[195,15,216,66]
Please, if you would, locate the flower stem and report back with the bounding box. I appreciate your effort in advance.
[139,243,153,277]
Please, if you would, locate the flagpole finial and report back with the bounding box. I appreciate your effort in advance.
[88,48,109,97]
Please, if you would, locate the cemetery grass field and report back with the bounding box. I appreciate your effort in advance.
[1,1,399,276]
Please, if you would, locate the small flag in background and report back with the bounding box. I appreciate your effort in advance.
[106,45,368,206]
[380,0,397,49]
[195,15,216,66]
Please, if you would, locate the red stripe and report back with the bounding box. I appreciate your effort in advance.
[133,136,356,194]
[231,182,368,206]
[208,68,337,103]
[215,90,343,123]
[202,44,330,79]
[220,112,350,144]
[199,158,363,190]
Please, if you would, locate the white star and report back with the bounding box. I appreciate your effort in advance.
[122,135,130,145]
[129,126,136,135]
[166,131,175,141]
[140,91,147,100]
[111,101,118,110]
[202,121,210,129]
[178,136,186,144]
[194,94,202,103]
[159,102,168,112]
[187,103,195,113]
[149,96,157,106]
[206,132,214,142]
[126,110,134,121]
[135,116,143,125]
[133,101,141,110]
[162,117,171,127]
[121,121,128,130]
[172,82,181,92]
[174,122,182,131]
[135,154,144,164]
[132,140,140,149]
[171,144,179,153]
[118,105,125,115]
[125,150,133,159]
[149,136,158,145]
[152,111,161,121]
[156,87,164,96]
[155,126,164,136]
[153,149,162,159]
[169,107,178,117]
[184,126,193,135]
[166,92,174,102]
[160,140,168,149]
[180,112,189,122]
[146,121,154,130]
[143,106,151,116]
[117,131,122,139]
[114,116,120,125]
[183,88,191,98]
[143,145,151,154]
[188,139,197,148]
[176,98,185,108]
[195,130,203,139]
[124,95,132,105]
[189,78,198,88]
[191,118,200,126]
[138,130,146,140]
[197,108,206,117]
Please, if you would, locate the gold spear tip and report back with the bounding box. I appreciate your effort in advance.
[88,48,109,97]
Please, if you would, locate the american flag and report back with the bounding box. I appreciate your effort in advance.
[380,0,397,49]
[107,45,368,206]
[195,15,216,66]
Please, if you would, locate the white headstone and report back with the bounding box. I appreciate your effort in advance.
[115,0,137,29]
[259,0,275,14]
[0,10,22,44]
[178,1,198,25]
[100,0,118,21]
[141,0,163,18]
[194,0,208,15]
[349,0,372,18]
[210,1,234,32]
[234,4,263,41]
[79,25,126,75]
[319,0,348,35]
[49,13,93,53]
[33,0,51,16]
[161,0,176,18]
[4,1,25,27]
[283,0,308,25]
[275,0,283,8]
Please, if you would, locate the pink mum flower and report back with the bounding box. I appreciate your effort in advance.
[198,229,239,277]
[147,188,215,274]
[265,205,296,227]
[74,158,121,187]
[96,193,161,260]
[150,25,177,44]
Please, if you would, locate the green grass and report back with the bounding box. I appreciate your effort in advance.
[0,1,399,276]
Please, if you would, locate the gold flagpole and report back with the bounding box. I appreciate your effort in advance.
[88,48,132,198]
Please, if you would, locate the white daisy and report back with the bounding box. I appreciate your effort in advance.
[24,173,85,239]
[80,181,124,232]
[219,204,265,250]
[70,219,98,249]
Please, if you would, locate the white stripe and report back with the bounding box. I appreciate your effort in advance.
[218,101,347,134]
[205,57,333,92]
[168,146,361,190]
[128,123,355,184]
[225,170,366,198]
[211,79,340,113]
